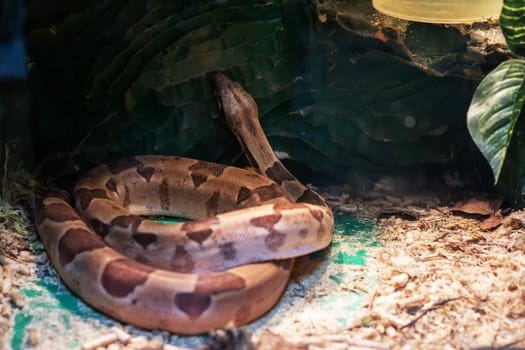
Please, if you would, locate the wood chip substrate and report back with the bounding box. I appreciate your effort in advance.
[1,190,524,350]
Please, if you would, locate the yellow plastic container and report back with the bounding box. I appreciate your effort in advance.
[372,0,503,24]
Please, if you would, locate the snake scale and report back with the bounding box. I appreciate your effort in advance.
[35,73,334,334]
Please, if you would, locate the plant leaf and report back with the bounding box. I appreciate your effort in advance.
[501,0,525,56]
[467,59,525,183]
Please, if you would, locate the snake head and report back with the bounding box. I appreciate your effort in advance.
[210,72,258,133]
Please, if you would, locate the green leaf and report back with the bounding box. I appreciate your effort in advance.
[501,0,525,56]
[467,59,525,183]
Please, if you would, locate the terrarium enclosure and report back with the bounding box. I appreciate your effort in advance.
[1,0,525,349]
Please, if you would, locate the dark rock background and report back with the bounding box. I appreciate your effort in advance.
[1,0,510,191]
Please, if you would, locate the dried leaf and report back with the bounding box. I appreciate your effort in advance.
[451,198,502,215]
[480,212,504,230]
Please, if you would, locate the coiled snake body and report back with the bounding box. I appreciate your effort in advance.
[35,73,334,334]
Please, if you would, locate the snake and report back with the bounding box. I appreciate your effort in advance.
[35,73,334,335]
